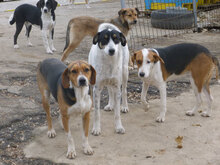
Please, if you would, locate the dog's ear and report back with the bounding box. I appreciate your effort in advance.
[90,65,96,85]
[93,32,100,45]
[52,0,58,11]
[36,0,42,9]
[135,8,140,15]
[153,53,164,64]
[62,68,70,88]
[120,33,126,46]
[132,52,137,65]
[118,9,127,16]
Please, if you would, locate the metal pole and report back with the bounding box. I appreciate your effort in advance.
[193,0,198,32]
[120,0,126,8]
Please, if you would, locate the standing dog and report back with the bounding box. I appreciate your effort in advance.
[61,8,139,61]
[9,0,58,54]
[37,58,96,159]
[89,23,129,135]
[132,43,220,122]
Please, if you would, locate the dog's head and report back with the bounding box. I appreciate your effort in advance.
[62,61,96,88]
[118,8,140,26]
[93,28,126,56]
[132,49,164,78]
[37,0,58,13]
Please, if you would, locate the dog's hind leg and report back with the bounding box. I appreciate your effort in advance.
[25,22,33,47]
[49,28,56,52]
[104,87,114,111]
[14,22,24,49]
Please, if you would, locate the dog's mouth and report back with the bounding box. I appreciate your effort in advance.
[130,20,137,25]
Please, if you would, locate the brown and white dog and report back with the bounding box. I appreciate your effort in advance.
[132,43,220,122]
[37,58,96,159]
[61,7,140,62]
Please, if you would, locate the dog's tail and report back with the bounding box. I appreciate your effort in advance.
[212,56,220,81]
[63,22,71,52]
[9,13,15,25]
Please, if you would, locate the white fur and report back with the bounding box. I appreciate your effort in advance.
[138,48,213,122]
[88,23,129,135]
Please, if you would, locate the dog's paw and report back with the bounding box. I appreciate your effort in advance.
[201,111,210,117]
[104,104,113,111]
[83,145,94,155]
[27,42,33,47]
[91,127,101,136]
[51,47,56,52]
[142,101,150,111]
[115,125,125,134]
[66,149,76,159]
[14,44,19,49]
[46,48,53,54]
[121,106,129,113]
[47,129,56,138]
[186,111,195,116]
[156,114,165,123]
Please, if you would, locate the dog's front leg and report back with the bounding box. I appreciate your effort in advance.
[104,87,114,111]
[156,82,167,122]
[41,30,53,54]
[92,85,101,136]
[82,111,94,155]
[49,28,56,52]
[141,81,150,110]
[113,86,125,134]
[62,114,76,159]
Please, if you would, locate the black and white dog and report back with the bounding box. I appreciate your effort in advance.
[9,0,58,54]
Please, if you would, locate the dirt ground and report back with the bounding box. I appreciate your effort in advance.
[0,0,220,164]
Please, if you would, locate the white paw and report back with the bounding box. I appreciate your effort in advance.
[104,104,113,111]
[142,101,150,110]
[14,44,19,49]
[47,129,56,138]
[66,148,76,159]
[115,125,125,134]
[121,106,129,113]
[201,111,210,117]
[91,126,101,136]
[156,113,165,123]
[186,111,195,116]
[86,4,91,8]
[46,48,53,54]
[83,145,94,155]
[27,42,33,47]
[51,47,56,52]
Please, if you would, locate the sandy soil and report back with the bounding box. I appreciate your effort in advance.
[0,0,220,164]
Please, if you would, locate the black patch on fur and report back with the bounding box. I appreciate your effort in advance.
[39,58,76,105]
[155,43,211,75]
[93,29,126,49]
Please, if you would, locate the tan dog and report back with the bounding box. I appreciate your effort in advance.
[61,8,140,61]
[37,58,96,159]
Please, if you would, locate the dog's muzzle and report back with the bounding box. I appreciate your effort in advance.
[78,77,87,87]
[44,9,48,13]
[139,72,145,77]
[133,20,137,24]
[108,49,115,56]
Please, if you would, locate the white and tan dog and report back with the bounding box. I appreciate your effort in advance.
[89,23,129,135]
[132,43,220,122]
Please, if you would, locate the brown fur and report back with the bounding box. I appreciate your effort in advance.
[61,8,140,62]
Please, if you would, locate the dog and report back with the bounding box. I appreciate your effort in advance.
[9,0,58,54]
[37,58,96,159]
[88,23,129,135]
[132,43,220,122]
[61,7,139,62]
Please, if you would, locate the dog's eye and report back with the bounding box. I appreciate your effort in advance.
[147,60,151,64]
[137,60,142,64]
[72,70,77,74]
[84,68,89,72]
[128,14,132,17]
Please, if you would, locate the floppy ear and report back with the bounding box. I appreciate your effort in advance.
[135,8,140,15]
[118,9,126,16]
[62,68,70,88]
[131,52,137,65]
[36,0,42,8]
[90,65,96,85]
[93,32,100,45]
[153,53,164,64]
[120,33,127,46]
[52,0,58,11]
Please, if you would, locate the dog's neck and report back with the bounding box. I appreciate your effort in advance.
[110,17,129,36]
[41,10,55,21]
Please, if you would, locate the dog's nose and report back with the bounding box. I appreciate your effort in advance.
[79,78,86,86]
[133,20,137,24]
[139,72,145,77]
[109,49,115,56]
[44,9,48,13]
